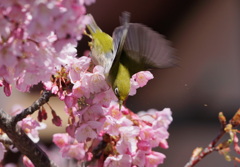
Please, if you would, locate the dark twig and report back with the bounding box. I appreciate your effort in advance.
[12,90,53,126]
[184,130,225,167]
[0,109,52,167]
[184,111,239,167]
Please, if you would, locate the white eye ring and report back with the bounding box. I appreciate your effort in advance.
[114,87,119,96]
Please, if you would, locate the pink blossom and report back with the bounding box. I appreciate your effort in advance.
[84,0,96,5]
[18,117,46,143]
[139,126,155,141]
[137,140,151,151]
[72,80,90,98]
[7,5,26,24]
[8,104,23,116]
[159,139,169,149]
[75,124,98,142]
[4,163,17,167]
[0,142,6,162]
[42,146,69,167]
[103,116,121,136]
[150,128,169,148]
[43,81,53,91]
[138,108,172,148]
[104,154,132,167]
[132,71,154,87]
[139,122,169,148]
[61,143,85,160]
[3,80,12,96]
[233,133,240,154]
[132,150,146,167]
[107,103,123,119]
[16,75,31,92]
[145,151,166,167]
[68,56,91,83]
[129,71,153,96]
[92,89,117,108]
[116,126,140,154]
[23,156,34,167]
[64,95,78,109]
[53,133,86,160]
[0,15,12,40]
[51,85,59,94]
[87,120,105,134]
[53,4,88,41]
[153,108,173,129]
[81,104,105,122]
[27,3,54,36]
[66,124,76,138]
[103,115,133,136]
[129,77,139,96]
[53,133,70,148]
[56,41,78,61]
[0,0,92,94]
[54,38,77,53]
[0,43,18,67]
[88,66,109,94]
[18,117,40,131]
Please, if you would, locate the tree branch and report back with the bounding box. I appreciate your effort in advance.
[184,130,225,167]
[12,90,53,126]
[0,134,13,146]
[0,90,56,167]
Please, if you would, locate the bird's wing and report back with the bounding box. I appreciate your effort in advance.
[112,12,130,65]
[123,23,175,69]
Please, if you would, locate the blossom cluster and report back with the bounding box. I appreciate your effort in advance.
[0,0,94,94]
[43,55,173,167]
[53,107,172,167]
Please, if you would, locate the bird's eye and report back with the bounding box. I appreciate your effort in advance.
[114,87,119,97]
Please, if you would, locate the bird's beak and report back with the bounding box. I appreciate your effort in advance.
[119,100,123,111]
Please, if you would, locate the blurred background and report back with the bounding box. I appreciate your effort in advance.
[1,0,240,166]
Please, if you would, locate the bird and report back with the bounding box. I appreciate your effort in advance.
[86,12,175,109]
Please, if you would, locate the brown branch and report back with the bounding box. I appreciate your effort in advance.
[0,134,13,146]
[0,90,57,167]
[184,112,233,167]
[12,90,53,126]
[184,130,225,167]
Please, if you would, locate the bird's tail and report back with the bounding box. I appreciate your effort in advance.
[86,14,102,35]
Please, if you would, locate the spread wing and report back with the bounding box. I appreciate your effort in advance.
[112,12,130,65]
[123,23,175,70]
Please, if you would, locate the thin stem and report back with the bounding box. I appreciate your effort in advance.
[184,129,226,167]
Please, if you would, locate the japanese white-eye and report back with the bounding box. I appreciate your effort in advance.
[87,12,175,109]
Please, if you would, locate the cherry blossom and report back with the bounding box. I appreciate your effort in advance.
[104,154,132,167]
[18,116,46,143]
[0,1,173,166]
[0,0,90,93]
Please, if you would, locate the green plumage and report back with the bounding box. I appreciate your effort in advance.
[86,12,175,109]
